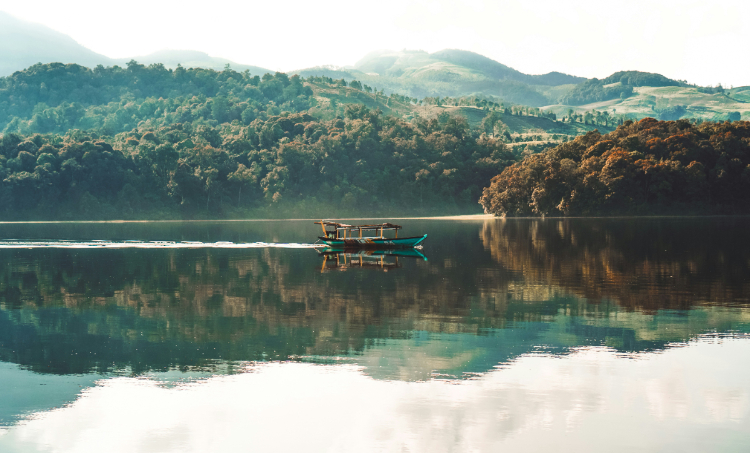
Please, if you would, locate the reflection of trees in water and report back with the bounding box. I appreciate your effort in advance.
[2,218,749,376]
[0,247,515,374]
[0,246,517,332]
[480,218,750,310]
[0,241,615,375]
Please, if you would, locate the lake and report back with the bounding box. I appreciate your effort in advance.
[0,217,748,452]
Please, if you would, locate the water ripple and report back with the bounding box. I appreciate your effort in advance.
[0,240,324,249]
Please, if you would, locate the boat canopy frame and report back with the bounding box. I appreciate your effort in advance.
[315,220,401,240]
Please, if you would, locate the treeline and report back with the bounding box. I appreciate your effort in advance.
[480,118,750,216]
[424,95,558,121]
[1,61,314,135]
[563,109,622,127]
[0,105,515,219]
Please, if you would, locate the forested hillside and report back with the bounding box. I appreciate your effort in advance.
[0,100,514,219]
[0,62,314,135]
[2,61,747,220]
[480,118,750,216]
[4,61,611,221]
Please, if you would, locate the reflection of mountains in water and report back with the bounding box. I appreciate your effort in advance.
[1,298,747,379]
[318,248,427,272]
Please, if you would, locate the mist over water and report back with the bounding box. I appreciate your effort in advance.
[0,218,748,452]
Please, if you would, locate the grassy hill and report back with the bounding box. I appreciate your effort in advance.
[305,79,610,153]
[429,49,585,86]
[295,49,586,107]
[545,85,750,122]
[728,86,750,103]
[299,53,747,124]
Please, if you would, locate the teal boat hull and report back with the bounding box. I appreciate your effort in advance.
[317,234,426,249]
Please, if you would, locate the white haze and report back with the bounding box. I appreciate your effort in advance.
[2,0,750,86]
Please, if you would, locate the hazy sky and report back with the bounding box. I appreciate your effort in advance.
[3,0,750,86]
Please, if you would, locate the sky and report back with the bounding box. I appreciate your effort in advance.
[2,0,750,86]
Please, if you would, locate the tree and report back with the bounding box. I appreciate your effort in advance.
[481,110,501,136]
[227,163,258,207]
[480,118,750,217]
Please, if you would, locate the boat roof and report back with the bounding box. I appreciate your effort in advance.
[314,220,402,230]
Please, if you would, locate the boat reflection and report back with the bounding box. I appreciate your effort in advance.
[317,248,427,272]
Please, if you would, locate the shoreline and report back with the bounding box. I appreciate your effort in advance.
[0,215,494,224]
[2,213,750,224]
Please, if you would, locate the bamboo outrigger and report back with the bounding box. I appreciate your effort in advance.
[314,220,427,248]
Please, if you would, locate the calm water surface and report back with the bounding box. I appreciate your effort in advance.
[0,218,748,452]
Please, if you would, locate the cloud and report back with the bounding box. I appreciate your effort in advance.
[1,339,748,452]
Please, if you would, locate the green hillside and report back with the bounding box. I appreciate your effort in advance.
[546,85,750,122]
[295,49,586,107]
[728,86,750,102]
[305,79,609,145]
[429,49,585,86]
[0,66,519,220]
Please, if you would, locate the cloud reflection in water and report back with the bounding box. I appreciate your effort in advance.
[2,337,748,453]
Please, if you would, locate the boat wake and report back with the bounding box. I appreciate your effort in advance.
[0,240,326,249]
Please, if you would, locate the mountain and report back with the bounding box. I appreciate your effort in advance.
[1,12,744,122]
[116,50,273,75]
[353,49,584,86]
[0,12,272,77]
[295,52,745,121]
[0,11,114,76]
[601,70,682,87]
[0,12,579,106]
[429,49,585,86]
[295,49,586,107]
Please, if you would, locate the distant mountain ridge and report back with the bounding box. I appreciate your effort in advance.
[0,12,272,77]
[0,11,114,75]
[351,49,584,86]
[294,49,586,106]
[1,11,587,106]
[2,10,745,121]
[117,50,272,75]
[429,49,586,86]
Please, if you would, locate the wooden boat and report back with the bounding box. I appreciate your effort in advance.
[315,221,426,249]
